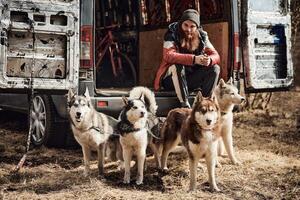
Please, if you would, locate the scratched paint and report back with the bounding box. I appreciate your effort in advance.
[0,0,79,90]
[242,0,293,90]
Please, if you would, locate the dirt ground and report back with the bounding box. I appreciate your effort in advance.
[0,90,299,200]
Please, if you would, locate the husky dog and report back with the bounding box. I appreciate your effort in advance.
[215,78,245,165]
[160,92,221,191]
[129,87,163,168]
[117,86,161,185]
[67,88,119,177]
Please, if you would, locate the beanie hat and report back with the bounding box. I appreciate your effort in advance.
[180,9,200,27]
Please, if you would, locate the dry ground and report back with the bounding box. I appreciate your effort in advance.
[0,90,300,200]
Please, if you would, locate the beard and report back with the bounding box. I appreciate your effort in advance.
[179,27,199,53]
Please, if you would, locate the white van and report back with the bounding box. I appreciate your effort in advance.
[0,0,293,147]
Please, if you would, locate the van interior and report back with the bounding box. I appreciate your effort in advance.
[94,0,232,94]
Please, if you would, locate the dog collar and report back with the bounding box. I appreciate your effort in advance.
[201,128,213,131]
[116,121,141,134]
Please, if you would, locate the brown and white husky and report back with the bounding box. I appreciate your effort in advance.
[159,92,222,191]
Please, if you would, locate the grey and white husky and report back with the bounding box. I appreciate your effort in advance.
[117,86,161,185]
[215,78,245,165]
[67,88,119,177]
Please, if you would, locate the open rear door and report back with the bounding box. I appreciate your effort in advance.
[241,0,293,92]
[0,0,79,91]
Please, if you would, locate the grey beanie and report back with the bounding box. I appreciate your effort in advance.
[180,9,200,27]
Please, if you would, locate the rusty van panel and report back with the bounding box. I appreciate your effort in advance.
[241,0,293,92]
[0,0,79,91]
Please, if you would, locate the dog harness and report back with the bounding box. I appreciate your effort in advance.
[116,120,141,135]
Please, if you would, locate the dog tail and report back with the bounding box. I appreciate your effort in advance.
[129,86,158,115]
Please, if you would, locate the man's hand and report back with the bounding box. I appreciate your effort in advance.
[194,55,211,66]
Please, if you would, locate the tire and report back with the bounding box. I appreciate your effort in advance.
[29,95,66,147]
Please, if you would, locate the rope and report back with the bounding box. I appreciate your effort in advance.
[11,19,35,173]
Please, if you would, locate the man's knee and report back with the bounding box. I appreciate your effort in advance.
[168,65,177,74]
[212,64,220,76]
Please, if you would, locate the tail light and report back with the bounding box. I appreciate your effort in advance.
[97,100,108,108]
[233,32,241,71]
[80,25,93,68]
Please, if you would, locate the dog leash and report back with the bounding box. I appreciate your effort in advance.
[12,19,35,173]
[146,121,162,140]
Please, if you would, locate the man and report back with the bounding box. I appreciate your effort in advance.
[154,9,220,108]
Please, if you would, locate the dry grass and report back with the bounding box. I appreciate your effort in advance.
[0,90,300,200]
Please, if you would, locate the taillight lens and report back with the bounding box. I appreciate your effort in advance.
[233,32,240,71]
[97,101,108,108]
[80,26,93,68]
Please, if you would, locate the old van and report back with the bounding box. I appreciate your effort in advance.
[0,0,293,146]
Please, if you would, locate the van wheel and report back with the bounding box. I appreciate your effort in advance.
[29,95,66,147]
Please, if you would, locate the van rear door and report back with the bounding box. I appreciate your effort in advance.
[0,0,79,91]
[241,0,293,92]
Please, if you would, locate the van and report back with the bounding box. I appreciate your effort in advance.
[0,0,293,147]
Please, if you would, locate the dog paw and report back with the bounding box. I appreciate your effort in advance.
[123,177,130,184]
[163,166,169,171]
[232,160,242,165]
[116,161,125,170]
[210,186,221,192]
[216,162,222,168]
[136,180,143,185]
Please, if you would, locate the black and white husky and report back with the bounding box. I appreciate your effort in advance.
[117,86,161,185]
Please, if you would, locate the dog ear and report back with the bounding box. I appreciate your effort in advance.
[227,77,233,85]
[83,87,91,102]
[192,91,203,108]
[67,89,75,103]
[139,93,145,103]
[140,93,151,111]
[210,91,219,105]
[122,96,128,105]
[218,78,226,88]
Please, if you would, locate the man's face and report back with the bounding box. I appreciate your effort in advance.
[181,20,197,39]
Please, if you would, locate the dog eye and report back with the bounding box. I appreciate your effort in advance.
[230,93,235,95]
[132,106,138,109]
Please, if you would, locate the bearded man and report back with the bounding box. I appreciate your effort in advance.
[154,9,220,108]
